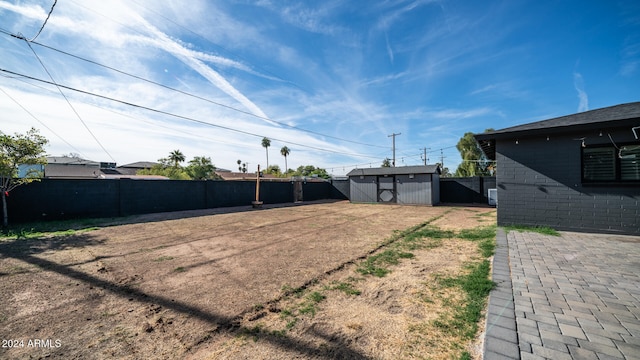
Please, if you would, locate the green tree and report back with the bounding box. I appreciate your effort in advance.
[436,162,452,178]
[454,130,494,177]
[186,156,218,180]
[280,146,290,175]
[237,159,247,173]
[137,161,190,180]
[265,164,281,175]
[0,128,48,226]
[137,151,190,180]
[261,137,271,168]
[169,149,185,168]
[381,158,391,167]
[293,165,330,179]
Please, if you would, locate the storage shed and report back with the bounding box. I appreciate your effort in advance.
[346,165,441,205]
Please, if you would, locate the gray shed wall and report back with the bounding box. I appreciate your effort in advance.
[349,175,377,203]
[496,128,639,234]
[397,174,431,204]
[349,172,439,205]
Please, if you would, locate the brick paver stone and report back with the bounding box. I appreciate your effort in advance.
[484,229,640,360]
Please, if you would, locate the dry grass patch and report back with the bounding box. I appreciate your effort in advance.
[221,215,496,360]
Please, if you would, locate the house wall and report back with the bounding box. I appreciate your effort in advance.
[496,128,639,234]
[4,179,340,223]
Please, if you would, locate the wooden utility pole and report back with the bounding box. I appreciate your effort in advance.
[420,147,430,166]
[388,133,401,167]
[252,164,263,208]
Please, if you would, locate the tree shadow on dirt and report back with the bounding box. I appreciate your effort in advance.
[0,231,371,359]
[0,232,107,257]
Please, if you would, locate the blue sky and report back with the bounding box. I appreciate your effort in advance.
[1,0,639,175]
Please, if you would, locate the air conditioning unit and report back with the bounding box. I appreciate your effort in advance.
[488,188,497,206]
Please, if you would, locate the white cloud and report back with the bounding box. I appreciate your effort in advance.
[573,72,589,113]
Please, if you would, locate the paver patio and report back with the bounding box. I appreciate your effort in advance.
[485,229,640,360]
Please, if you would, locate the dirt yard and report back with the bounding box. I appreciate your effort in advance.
[0,200,496,359]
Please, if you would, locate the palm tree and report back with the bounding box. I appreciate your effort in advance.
[169,149,185,168]
[280,146,290,175]
[261,137,271,168]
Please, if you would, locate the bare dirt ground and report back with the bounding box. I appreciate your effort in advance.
[0,200,496,359]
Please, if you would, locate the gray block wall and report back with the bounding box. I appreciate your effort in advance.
[495,128,639,234]
[440,176,495,203]
[4,179,340,223]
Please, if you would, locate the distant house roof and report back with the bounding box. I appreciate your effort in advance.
[215,171,285,181]
[116,161,158,175]
[475,102,640,159]
[100,174,169,180]
[118,161,158,169]
[346,165,441,177]
[47,156,100,166]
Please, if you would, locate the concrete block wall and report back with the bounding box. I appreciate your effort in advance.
[496,128,640,234]
[440,176,495,204]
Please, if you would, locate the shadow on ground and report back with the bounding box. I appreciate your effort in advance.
[0,223,371,359]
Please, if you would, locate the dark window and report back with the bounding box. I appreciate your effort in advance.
[582,144,640,182]
[620,146,640,180]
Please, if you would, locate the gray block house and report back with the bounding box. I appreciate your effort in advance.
[347,165,441,205]
[474,102,640,234]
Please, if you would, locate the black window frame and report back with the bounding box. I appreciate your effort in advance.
[581,143,640,184]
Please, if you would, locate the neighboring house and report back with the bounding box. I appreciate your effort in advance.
[474,102,640,235]
[347,165,441,205]
[215,171,285,181]
[42,157,168,180]
[44,156,102,179]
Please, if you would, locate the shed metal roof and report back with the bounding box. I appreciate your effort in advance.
[474,102,640,159]
[346,165,441,177]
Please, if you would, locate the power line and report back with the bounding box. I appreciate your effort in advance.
[0,67,382,160]
[0,30,388,150]
[325,146,461,173]
[29,0,57,41]
[2,72,265,153]
[0,85,85,156]
[20,37,117,162]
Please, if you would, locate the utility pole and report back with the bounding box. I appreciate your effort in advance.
[388,132,401,167]
[420,147,430,166]
[440,149,444,169]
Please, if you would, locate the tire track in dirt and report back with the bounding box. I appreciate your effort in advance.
[214,209,454,338]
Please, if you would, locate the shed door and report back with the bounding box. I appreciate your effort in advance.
[377,176,396,203]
